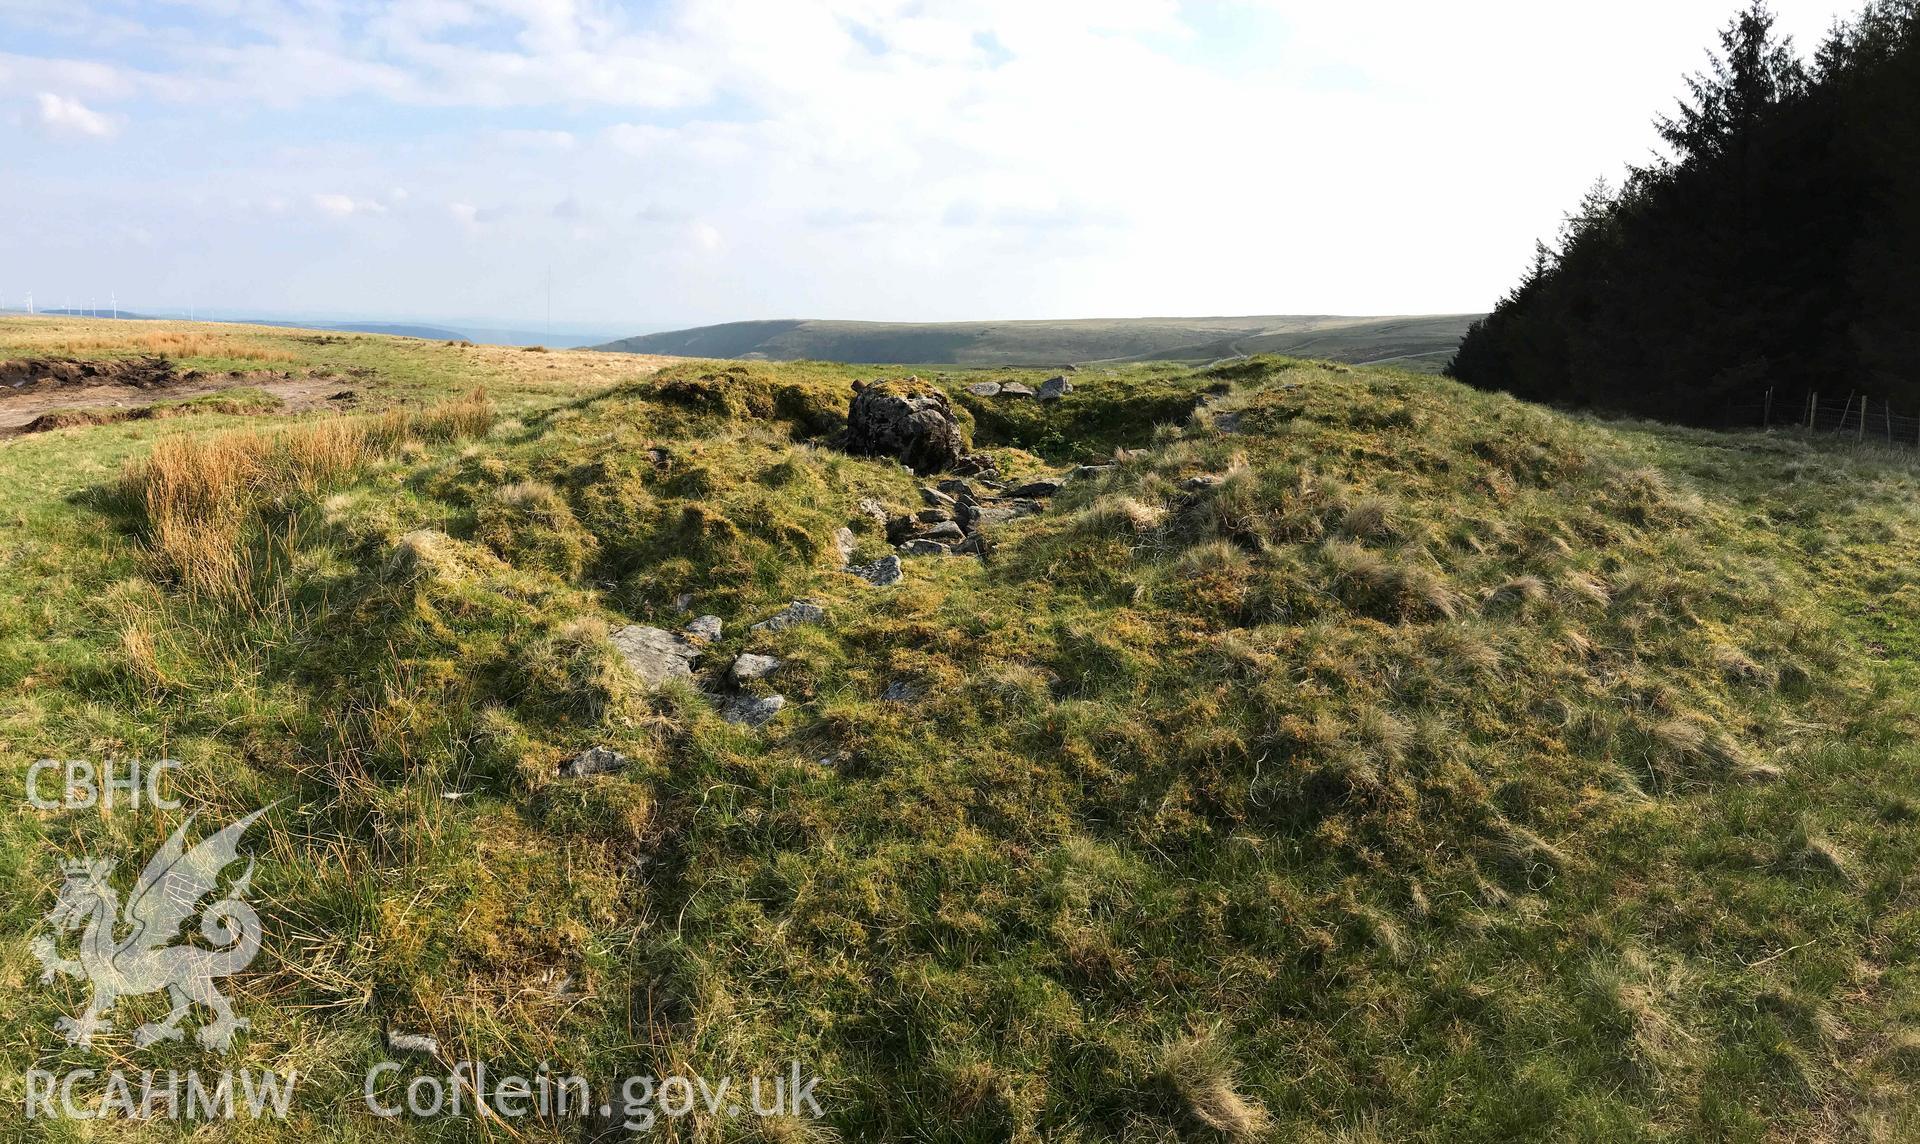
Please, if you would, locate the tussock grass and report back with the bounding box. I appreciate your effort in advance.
[1157,1025,1272,1139]
[117,389,495,598]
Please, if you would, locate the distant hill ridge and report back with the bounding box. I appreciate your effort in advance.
[594,313,1479,371]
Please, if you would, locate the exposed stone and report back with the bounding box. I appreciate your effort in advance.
[899,538,952,556]
[683,615,723,643]
[952,453,999,479]
[845,380,967,474]
[1182,474,1227,491]
[1038,375,1073,401]
[914,508,953,525]
[731,653,782,682]
[999,383,1035,398]
[881,680,923,703]
[833,526,858,566]
[919,485,956,508]
[610,624,699,688]
[1210,411,1245,434]
[967,499,1044,528]
[936,478,975,498]
[387,1031,441,1057]
[857,497,891,527]
[952,534,986,556]
[1071,464,1116,479]
[850,555,904,586]
[911,520,966,543]
[750,600,827,633]
[965,381,1002,397]
[1004,478,1063,499]
[558,746,631,779]
[718,693,786,727]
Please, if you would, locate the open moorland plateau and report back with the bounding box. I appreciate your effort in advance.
[593,315,1479,373]
[2,315,1918,1140]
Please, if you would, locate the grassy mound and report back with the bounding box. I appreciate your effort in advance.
[4,346,1919,1141]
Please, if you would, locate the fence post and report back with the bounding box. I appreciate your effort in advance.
[1887,399,1894,444]
[1859,396,1867,442]
[1809,391,1818,430]
[1763,387,1773,427]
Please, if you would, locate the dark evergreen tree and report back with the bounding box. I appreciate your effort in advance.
[1449,1,1919,425]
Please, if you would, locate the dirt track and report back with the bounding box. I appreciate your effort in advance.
[0,366,350,432]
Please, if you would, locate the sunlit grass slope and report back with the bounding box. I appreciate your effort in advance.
[2,321,1918,1141]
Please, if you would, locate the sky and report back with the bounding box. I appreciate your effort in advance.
[0,0,1863,334]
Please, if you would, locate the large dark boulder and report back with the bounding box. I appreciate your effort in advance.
[845,379,967,474]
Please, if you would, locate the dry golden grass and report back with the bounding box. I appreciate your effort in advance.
[120,391,497,599]
[1157,1025,1272,1139]
[16,329,298,362]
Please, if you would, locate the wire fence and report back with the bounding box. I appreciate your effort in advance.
[1714,389,1920,451]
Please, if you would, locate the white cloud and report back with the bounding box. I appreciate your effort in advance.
[312,192,387,218]
[688,221,722,253]
[0,0,1868,326]
[34,92,115,138]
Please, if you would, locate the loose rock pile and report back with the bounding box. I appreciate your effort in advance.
[562,371,1109,762]
[870,475,1062,558]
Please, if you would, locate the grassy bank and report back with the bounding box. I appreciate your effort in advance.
[2,321,1917,1141]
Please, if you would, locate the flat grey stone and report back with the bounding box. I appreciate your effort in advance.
[851,555,903,586]
[833,526,857,565]
[882,680,922,703]
[610,624,698,688]
[731,653,782,682]
[750,600,827,633]
[1071,464,1115,479]
[915,508,953,524]
[558,746,631,778]
[911,520,965,543]
[973,500,1044,528]
[683,615,723,643]
[919,485,956,508]
[899,538,952,556]
[718,693,786,727]
[1038,376,1073,401]
[1004,478,1062,498]
[857,497,890,527]
[999,383,1035,398]
[966,381,1001,397]
[1182,474,1227,491]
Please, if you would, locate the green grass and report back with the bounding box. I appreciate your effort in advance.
[3,320,1919,1141]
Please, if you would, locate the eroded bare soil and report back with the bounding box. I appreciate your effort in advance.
[0,356,350,433]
